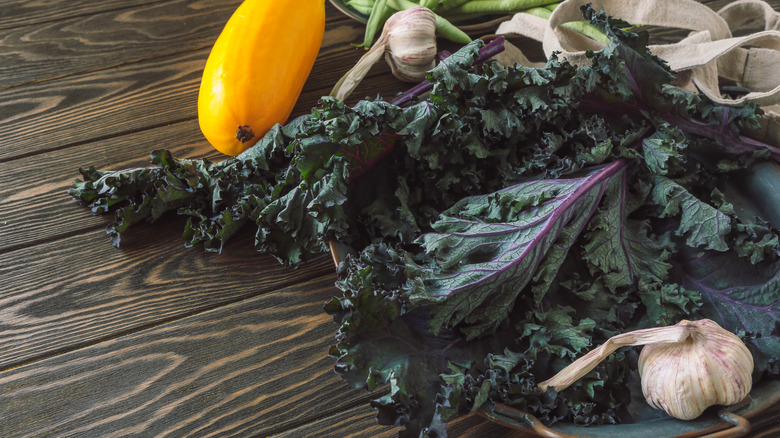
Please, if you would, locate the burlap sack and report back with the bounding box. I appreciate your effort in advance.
[495,0,780,147]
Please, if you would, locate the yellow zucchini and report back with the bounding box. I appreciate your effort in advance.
[198,0,325,156]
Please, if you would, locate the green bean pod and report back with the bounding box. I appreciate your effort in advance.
[362,0,394,46]
[346,0,374,15]
[430,0,473,11]
[388,0,472,43]
[445,0,558,15]
[523,6,609,44]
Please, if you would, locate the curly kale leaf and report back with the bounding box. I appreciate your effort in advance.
[323,7,780,436]
[326,244,519,438]
[580,165,674,293]
[407,160,629,339]
[650,175,733,251]
[71,120,302,256]
[670,249,780,373]
[327,244,635,436]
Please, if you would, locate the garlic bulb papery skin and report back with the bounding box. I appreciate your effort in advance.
[384,7,437,82]
[637,319,754,420]
[329,7,436,101]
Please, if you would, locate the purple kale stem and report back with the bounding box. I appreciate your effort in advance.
[661,113,780,162]
[579,96,780,162]
[389,37,506,106]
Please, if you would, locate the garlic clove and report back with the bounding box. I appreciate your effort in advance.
[638,319,753,420]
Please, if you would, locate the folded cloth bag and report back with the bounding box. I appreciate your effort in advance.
[494,0,780,146]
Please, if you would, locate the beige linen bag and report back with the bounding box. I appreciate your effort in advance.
[494,0,780,146]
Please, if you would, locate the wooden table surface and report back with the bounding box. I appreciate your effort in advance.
[1,0,778,437]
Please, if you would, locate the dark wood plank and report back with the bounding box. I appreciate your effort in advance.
[746,402,780,438]
[0,219,335,369]
[0,275,368,438]
[0,0,240,90]
[0,0,166,30]
[273,404,400,438]
[0,0,354,31]
[0,48,205,162]
[0,0,359,91]
[0,118,219,253]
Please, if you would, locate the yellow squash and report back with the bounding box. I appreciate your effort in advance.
[198,0,325,156]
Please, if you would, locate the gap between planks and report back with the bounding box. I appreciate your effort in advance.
[264,393,394,438]
[0,115,199,165]
[0,272,363,437]
[0,0,169,31]
[0,1,358,92]
[0,0,355,33]
[0,28,396,163]
[0,47,212,94]
[0,259,337,375]
[0,224,106,256]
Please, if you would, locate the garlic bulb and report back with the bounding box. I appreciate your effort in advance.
[638,319,753,420]
[538,319,754,421]
[383,8,437,82]
[329,7,437,101]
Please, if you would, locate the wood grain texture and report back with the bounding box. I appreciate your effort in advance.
[0,0,239,90]
[0,48,205,162]
[0,0,357,91]
[0,0,354,31]
[0,222,335,370]
[750,410,780,438]
[0,118,219,253]
[0,275,367,438]
[272,404,401,438]
[0,0,166,30]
